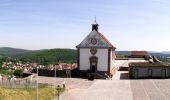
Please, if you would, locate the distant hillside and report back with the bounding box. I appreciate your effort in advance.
[160,51,170,54]
[150,52,170,57]
[0,47,77,64]
[115,51,131,56]
[1,47,170,64]
[13,49,77,64]
[116,51,170,62]
[0,47,30,57]
[116,51,170,56]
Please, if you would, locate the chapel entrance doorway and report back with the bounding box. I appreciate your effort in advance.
[90,56,98,73]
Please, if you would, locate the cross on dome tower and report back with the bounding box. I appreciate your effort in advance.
[92,17,99,31]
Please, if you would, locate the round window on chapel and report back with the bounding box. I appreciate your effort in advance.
[91,38,97,45]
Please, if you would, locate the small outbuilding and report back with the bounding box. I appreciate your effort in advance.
[129,62,170,79]
[129,51,150,59]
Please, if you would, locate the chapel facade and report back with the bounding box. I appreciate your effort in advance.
[76,20,116,79]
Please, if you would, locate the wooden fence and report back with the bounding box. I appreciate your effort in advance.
[0,79,37,88]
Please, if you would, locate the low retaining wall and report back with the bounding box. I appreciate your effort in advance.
[23,73,32,78]
[31,68,78,77]
[129,67,170,79]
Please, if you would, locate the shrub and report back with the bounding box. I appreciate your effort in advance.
[13,69,23,78]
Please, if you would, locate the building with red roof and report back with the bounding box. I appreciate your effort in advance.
[129,51,150,58]
[76,20,116,79]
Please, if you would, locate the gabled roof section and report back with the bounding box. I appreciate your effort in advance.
[131,51,150,56]
[76,30,116,49]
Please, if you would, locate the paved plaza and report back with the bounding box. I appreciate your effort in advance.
[56,71,170,100]
[131,79,170,100]
[60,79,132,100]
[37,71,170,100]
[38,76,94,89]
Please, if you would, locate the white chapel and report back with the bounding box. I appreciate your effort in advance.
[76,20,116,78]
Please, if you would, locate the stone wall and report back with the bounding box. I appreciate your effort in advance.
[129,67,170,79]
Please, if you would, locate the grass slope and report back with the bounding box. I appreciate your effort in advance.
[0,87,64,100]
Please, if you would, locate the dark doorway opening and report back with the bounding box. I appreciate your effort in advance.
[91,65,96,73]
[89,56,98,73]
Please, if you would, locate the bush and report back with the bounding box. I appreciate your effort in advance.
[0,61,2,69]
[13,69,23,78]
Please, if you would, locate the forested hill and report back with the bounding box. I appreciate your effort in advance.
[14,49,77,64]
[0,47,30,57]
[0,47,77,64]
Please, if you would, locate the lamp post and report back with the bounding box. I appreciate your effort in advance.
[57,85,60,100]
[54,65,56,99]
[37,66,39,100]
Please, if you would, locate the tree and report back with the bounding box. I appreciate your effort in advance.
[0,59,2,69]
[13,69,23,78]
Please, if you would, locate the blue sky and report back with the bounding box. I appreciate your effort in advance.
[0,0,170,51]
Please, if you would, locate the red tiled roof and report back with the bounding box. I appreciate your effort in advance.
[131,51,149,56]
[97,32,116,49]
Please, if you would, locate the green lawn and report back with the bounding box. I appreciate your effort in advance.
[0,87,64,100]
[0,68,9,76]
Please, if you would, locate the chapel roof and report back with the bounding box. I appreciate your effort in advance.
[76,30,116,49]
[76,20,116,49]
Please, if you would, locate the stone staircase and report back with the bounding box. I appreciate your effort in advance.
[88,73,106,80]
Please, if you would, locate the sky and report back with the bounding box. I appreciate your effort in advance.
[0,0,170,51]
